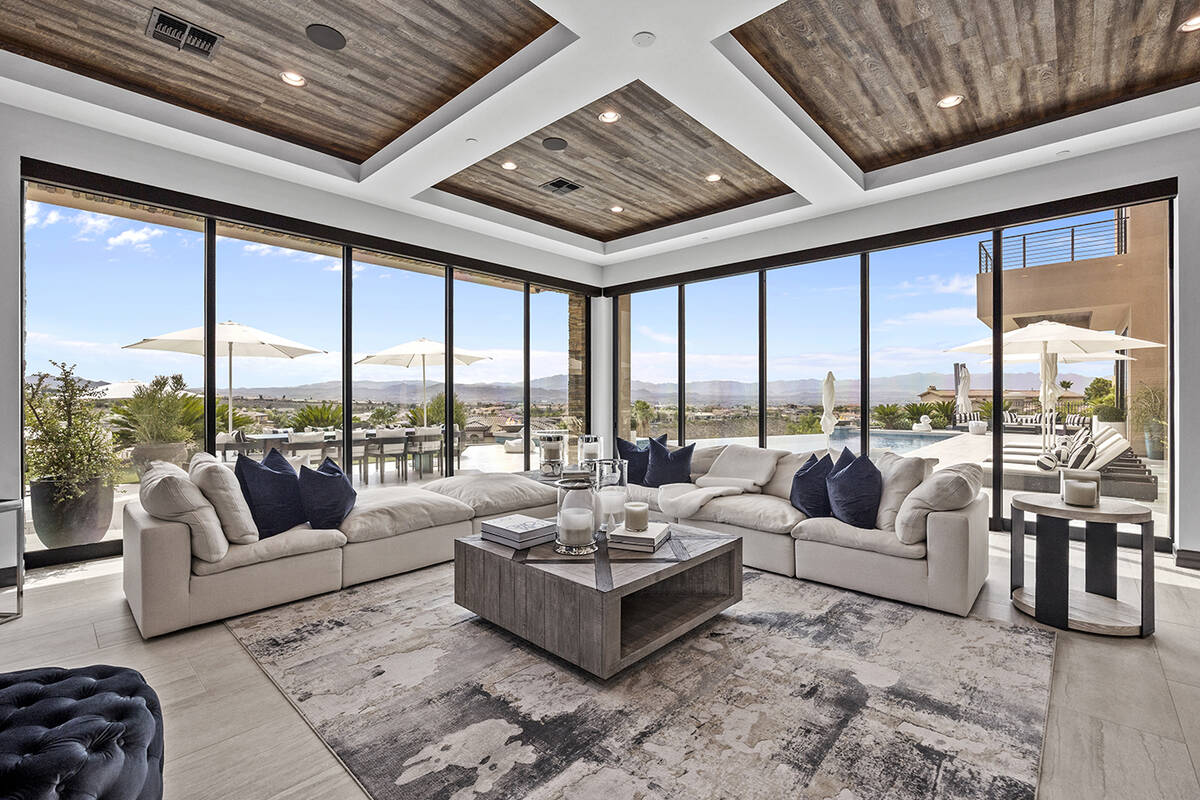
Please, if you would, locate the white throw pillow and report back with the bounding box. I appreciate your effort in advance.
[140,461,228,562]
[894,463,984,545]
[189,452,259,545]
[873,451,929,531]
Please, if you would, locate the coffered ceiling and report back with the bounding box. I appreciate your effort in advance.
[732,0,1200,171]
[435,81,792,241]
[0,0,554,162]
[3,0,1200,263]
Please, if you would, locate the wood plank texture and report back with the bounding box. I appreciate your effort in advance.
[0,0,555,162]
[434,81,793,241]
[732,1,1200,171]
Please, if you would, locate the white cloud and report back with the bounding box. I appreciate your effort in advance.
[893,273,976,297]
[106,227,164,250]
[322,262,365,273]
[24,200,41,228]
[243,242,338,267]
[879,306,981,327]
[72,212,113,238]
[635,324,677,345]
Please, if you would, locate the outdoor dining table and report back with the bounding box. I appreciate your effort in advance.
[245,433,289,453]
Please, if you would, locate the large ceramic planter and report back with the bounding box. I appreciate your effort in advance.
[1093,418,1126,439]
[29,477,114,549]
[131,441,189,474]
[1143,421,1166,460]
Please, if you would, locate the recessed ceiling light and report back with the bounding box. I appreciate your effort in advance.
[1180,15,1200,31]
[465,137,478,144]
[610,205,623,213]
[936,94,964,108]
[501,161,517,170]
[279,71,306,87]
[705,173,722,182]
[598,111,621,124]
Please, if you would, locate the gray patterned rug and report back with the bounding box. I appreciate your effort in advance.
[226,564,1054,800]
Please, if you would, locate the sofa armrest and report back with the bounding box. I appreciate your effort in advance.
[123,503,192,638]
[924,493,990,616]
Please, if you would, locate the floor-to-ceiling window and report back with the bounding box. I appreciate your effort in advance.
[765,256,861,453]
[615,287,679,444]
[453,270,525,473]
[21,182,204,557]
[529,285,588,469]
[683,273,758,448]
[868,235,992,464]
[351,250,446,485]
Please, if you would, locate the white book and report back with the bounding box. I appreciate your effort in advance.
[480,514,556,540]
[607,522,670,546]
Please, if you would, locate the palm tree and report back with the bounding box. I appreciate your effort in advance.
[872,404,907,430]
[631,400,653,433]
[903,402,934,422]
[1059,379,1074,390]
[930,400,957,428]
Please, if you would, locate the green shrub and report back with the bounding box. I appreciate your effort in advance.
[1094,404,1125,422]
[290,402,343,429]
[786,414,823,435]
[872,404,908,430]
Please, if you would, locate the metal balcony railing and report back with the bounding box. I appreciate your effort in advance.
[979,209,1128,272]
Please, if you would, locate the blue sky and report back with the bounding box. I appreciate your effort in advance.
[25,195,1125,395]
[24,197,570,390]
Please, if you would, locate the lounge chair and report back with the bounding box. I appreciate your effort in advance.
[983,427,1157,500]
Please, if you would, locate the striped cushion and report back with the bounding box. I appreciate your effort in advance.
[1070,427,1092,448]
[1003,411,1018,423]
[1067,441,1096,469]
[1035,453,1060,471]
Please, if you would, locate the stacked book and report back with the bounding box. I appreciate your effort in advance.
[607,522,671,553]
[480,514,556,549]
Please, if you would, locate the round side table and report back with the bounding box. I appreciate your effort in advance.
[1010,492,1154,637]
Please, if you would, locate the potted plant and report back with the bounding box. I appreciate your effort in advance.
[1130,384,1167,459]
[1092,402,1126,438]
[24,362,120,548]
[111,374,195,473]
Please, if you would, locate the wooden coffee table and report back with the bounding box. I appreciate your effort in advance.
[454,525,742,679]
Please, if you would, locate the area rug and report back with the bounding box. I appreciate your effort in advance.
[226,565,1054,800]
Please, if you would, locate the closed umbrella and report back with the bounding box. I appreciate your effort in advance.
[1038,349,1064,451]
[819,372,837,450]
[124,321,325,433]
[355,338,491,426]
[955,365,972,420]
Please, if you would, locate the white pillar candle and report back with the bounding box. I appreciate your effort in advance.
[624,502,649,532]
[558,507,595,546]
[598,486,627,514]
[582,442,600,460]
[542,440,563,461]
[1063,479,1098,507]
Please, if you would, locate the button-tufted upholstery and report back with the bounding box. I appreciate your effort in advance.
[0,665,163,799]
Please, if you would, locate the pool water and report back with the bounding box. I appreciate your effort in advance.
[830,427,959,455]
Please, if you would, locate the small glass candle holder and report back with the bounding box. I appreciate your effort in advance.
[592,458,628,533]
[577,434,603,467]
[538,433,565,478]
[555,478,597,556]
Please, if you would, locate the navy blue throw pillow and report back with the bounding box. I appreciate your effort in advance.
[826,452,883,529]
[790,453,834,518]
[832,447,856,474]
[299,457,357,529]
[235,449,307,537]
[644,438,694,488]
[616,434,668,486]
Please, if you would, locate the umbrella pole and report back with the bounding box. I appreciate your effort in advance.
[227,342,234,435]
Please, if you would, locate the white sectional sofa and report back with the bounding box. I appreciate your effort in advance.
[123,473,556,637]
[630,444,989,616]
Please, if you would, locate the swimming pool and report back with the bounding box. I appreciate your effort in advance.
[830,427,959,455]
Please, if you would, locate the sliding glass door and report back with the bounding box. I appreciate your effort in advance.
[683,274,758,448]
[615,287,679,444]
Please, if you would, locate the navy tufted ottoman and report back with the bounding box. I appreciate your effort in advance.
[0,665,163,799]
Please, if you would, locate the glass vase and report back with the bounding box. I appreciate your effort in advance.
[592,458,628,533]
[555,478,597,556]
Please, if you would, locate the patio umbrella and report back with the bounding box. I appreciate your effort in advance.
[95,379,149,400]
[819,372,837,450]
[1038,350,1064,451]
[355,338,491,426]
[124,321,326,433]
[949,320,1164,451]
[984,350,1135,364]
[955,365,973,419]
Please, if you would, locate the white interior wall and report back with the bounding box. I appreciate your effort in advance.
[589,296,613,454]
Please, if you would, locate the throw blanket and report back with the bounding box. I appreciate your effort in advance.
[658,483,742,519]
[693,444,780,492]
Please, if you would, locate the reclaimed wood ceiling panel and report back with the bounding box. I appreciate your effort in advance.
[732,1,1200,172]
[0,0,555,163]
[435,81,793,241]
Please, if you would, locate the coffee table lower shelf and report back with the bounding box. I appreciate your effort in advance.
[1011,584,1141,636]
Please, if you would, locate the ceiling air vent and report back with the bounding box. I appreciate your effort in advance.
[539,177,583,196]
[146,8,223,60]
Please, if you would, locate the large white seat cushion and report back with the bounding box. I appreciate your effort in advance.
[139,461,227,563]
[424,473,556,516]
[339,486,474,543]
[873,451,929,531]
[192,525,346,576]
[792,517,927,559]
[688,494,804,534]
[189,452,258,544]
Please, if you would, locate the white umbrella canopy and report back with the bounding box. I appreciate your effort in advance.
[355,338,491,426]
[984,350,1135,364]
[948,320,1163,357]
[124,321,326,433]
[955,366,973,418]
[819,372,837,449]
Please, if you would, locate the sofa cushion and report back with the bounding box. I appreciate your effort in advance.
[792,517,927,559]
[763,450,824,500]
[338,487,474,543]
[424,473,556,517]
[695,444,785,491]
[895,463,984,544]
[645,438,694,487]
[790,453,834,518]
[235,450,307,538]
[625,482,663,512]
[688,445,728,481]
[139,461,227,563]
[299,458,357,529]
[616,434,666,485]
[189,452,258,545]
[191,524,346,576]
[827,452,883,528]
[689,493,805,534]
[873,451,928,531]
